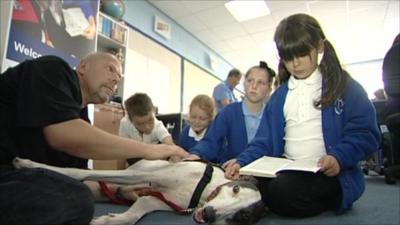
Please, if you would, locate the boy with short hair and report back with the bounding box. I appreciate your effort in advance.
[119,93,174,164]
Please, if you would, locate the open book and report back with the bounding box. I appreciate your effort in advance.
[239,156,321,178]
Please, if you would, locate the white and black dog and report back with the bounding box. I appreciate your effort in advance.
[13,157,267,225]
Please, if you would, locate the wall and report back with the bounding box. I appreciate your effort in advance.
[182,60,220,114]
[123,0,233,82]
[346,59,384,99]
[124,28,181,114]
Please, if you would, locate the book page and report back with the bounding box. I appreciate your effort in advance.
[62,7,90,37]
[278,159,320,173]
[239,156,293,178]
[239,156,321,178]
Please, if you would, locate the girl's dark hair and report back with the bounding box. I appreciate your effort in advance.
[274,13,350,108]
[245,61,276,84]
[276,60,290,85]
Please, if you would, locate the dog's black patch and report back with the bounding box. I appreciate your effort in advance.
[226,200,268,225]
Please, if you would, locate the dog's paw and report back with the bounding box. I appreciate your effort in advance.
[90,214,134,225]
[90,216,110,225]
[12,157,35,169]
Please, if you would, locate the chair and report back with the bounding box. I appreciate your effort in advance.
[156,113,186,144]
[361,100,387,176]
[382,43,400,184]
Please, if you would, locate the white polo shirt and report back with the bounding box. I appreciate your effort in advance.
[119,116,171,144]
[283,69,326,161]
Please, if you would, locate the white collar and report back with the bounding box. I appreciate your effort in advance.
[288,69,322,90]
[188,127,207,141]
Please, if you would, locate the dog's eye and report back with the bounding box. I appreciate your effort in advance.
[232,185,240,194]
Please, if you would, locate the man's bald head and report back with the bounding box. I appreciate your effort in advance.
[77,52,123,106]
[82,52,119,64]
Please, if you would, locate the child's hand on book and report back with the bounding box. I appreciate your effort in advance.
[222,159,236,169]
[183,154,200,161]
[224,159,241,180]
[318,155,340,176]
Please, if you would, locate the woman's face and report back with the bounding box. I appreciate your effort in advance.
[189,105,212,134]
[283,47,322,80]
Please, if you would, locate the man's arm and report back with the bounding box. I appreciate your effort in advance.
[43,119,188,160]
[161,136,175,145]
[220,98,231,107]
[213,84,231,108]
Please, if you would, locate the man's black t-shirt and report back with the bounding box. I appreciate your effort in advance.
[0,56,88,168]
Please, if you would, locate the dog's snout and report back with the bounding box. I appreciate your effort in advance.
[203,206,216,223]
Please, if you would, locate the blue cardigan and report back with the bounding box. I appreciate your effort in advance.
[236,78,380,213]
[189,102,249,164]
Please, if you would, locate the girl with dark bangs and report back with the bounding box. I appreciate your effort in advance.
[274,13,350,108]
[225,14,380,218]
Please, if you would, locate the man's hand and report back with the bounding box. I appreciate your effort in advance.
[224,159,241,180]
[145,144,189,160]
[318,155,340,177]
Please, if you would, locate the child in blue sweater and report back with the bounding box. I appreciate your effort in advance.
[186,62,275,165]
[225,13,380,217]
[179,94,215,151]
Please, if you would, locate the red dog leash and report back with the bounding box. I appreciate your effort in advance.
[98,181,133,205]
[98,162,214,214]
[98,181,187,213]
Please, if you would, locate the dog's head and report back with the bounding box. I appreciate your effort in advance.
[193,176,267,225]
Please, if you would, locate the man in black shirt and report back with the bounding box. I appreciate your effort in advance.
[0,53,188,225]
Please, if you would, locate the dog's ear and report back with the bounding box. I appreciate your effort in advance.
[239,175,258,186]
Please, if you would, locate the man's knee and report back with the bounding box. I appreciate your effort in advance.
[1,168,95,225]
[64,180,95,224]
[45,171,95,224]
[12,168,94,224]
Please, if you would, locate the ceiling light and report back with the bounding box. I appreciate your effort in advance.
[225,0,270,22]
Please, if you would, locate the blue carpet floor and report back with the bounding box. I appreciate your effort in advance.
[95,175,400,225]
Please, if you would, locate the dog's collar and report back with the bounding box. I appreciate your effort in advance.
[143,162,214,214]
[188,162,214,210]
[96,163,214,212]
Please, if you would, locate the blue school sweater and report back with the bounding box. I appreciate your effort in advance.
[236,78,380,213]
[189,102,250,164]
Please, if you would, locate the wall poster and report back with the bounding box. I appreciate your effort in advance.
[2,0,100,71]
